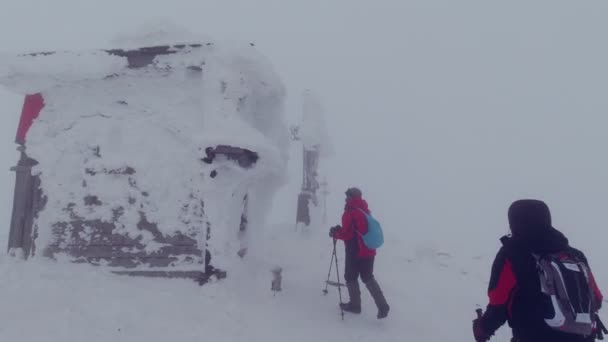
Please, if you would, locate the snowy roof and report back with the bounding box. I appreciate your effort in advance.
[0,42,273,92]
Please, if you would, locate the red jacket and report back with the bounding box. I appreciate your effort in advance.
[334,197,376,258]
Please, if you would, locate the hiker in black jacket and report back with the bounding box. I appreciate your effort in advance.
[473,199,605,342]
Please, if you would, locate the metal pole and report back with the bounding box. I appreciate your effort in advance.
[323,241,335,295]
[333,238,344,320]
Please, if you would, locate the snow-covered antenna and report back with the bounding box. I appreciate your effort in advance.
[320,178,329,224]
[295,89,332,231]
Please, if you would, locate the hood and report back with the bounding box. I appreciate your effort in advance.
[506,199,570,253]
[508,199,552,239]
[506,227,570,254]
[346,197,369,213]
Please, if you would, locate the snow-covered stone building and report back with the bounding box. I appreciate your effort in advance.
[0,35,289,280]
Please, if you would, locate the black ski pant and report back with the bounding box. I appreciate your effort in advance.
[344,255,375,284]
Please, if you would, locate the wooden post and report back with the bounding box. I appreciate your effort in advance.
[8,147,39,258]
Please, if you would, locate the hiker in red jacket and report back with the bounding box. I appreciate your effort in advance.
[329,187,390,319]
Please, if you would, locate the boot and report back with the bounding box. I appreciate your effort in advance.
[365,277,390,319]
[340,281,361,314]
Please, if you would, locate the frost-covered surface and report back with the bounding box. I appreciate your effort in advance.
[0,37,289,266]
[109,21,213,50]
[0,51,128,94]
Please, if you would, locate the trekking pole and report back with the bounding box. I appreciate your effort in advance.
[595,313,607,340]
[322,240,336,295]
[333,238,344,320]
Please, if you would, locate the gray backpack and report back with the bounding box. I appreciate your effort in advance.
[534,251,601,336]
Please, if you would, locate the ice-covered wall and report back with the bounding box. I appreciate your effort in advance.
[0,38,289,267]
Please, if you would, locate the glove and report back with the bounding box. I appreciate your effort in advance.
[473,318,490,342]
[329,226,340,238]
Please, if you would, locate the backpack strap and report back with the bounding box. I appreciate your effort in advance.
[352,213,361,236]
[349,207,365,236]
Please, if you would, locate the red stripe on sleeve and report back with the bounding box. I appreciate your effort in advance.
[589,271,603,304]
[489,259,516,305]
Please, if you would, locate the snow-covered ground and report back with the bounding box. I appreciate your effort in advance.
[1,1,608,341]
[0,224,511,342]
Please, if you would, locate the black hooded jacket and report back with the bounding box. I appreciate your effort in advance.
[481,227,603,342]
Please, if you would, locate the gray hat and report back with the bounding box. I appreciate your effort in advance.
[345,187,362,198]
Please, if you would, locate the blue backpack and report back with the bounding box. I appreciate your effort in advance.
[354,208,384,249]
